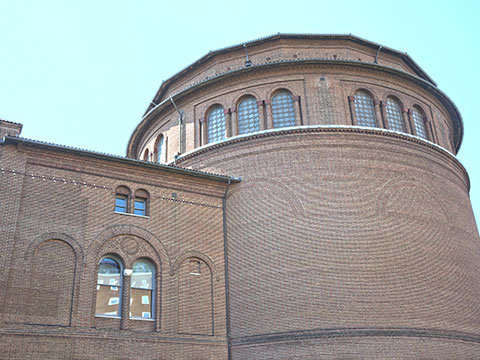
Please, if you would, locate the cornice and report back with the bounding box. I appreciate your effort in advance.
[174,125,468,190]
[127,59,462,158]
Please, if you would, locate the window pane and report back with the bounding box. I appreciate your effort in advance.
[96,284,120,316]
[131,260,154,289]
[130,289,152,318]
[98,258,121,285]
[134,199,146,216]
[207,106,226,143]
[386,98,405,132]
[238,97,260,135]
[354,91,376,127]
[272,91,296,128]
[412,108,428,139]
[157,135,164,163]
[115,196,127,213]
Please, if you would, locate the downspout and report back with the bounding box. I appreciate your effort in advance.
[374,45,383,64]
[222,178,233,359]
[169,95,185,155]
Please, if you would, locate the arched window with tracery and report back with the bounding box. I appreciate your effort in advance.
[237,96,260,135]
[272,90,296,128]
[156,135,165,163]
[96,257,123,317]
[386,97,405,132]
[130,259,155,319]
[207,105,226,143]
[354,91,377,127]
[411,106,428,140]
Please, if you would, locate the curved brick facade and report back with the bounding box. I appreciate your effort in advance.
[1,34,478,359]
[178,128,480,356]
[129,34,479,357]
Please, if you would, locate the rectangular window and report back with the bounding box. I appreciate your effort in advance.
[130,288,152,318]
[115,195,127,213]
[134,198,146,216]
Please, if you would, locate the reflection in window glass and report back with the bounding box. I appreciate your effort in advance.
[238,96,260,135]
[115,196,127,213]
[386,97,405,132]
[207,105,226,143]
[130,259,154,319]
[96,257,122,316]
[412,107,428,139]
[272,91,296,128]
[157,135,165,163]
[354,91,377,127]
[134,198,146,216]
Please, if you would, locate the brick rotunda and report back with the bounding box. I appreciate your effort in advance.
[1,34,479,359]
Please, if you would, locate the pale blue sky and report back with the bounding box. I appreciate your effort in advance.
[0,0,478,223]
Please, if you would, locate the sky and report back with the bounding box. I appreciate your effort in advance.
[0,0,479,224]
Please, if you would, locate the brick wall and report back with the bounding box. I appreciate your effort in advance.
[0,142,230,359]
[179,128,480,357]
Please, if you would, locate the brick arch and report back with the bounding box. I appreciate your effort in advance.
[234,92,261,109]
[25,232,84,264]
[23,236,79,326]
[227,177,305,218]
[384,94,406,109]
[87,224,171,272]
[171,251,219,281]
[376,176,448,224]
[267,86,296,100]
[353,87,378,103]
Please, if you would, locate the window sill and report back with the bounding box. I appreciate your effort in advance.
[114,211,149,219]
[95,314,121,319]
[130,317,155,322]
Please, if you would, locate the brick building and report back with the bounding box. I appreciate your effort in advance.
[1,34,479,358]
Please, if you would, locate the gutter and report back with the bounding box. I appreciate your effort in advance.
[1,136,241,184]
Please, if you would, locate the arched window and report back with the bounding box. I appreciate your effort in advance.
[130,259,155,319]
[354,91,377,127]
[272,90,296,128]
[156,135,165,163]
[143,149,151,162]
[411,106,428,140]
[114,186,131,213]
[238,96,260,135]
[207,105,226,143]
[96,257,123,317]
[386,97,405,132]
[133,189,149,216]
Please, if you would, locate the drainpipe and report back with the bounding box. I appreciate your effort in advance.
[222,178,233,359]
[169,95,185,155]
[374,45,383,64]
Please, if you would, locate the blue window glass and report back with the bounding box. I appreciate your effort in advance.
[134,198,146,216]
[115,196,127,213]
